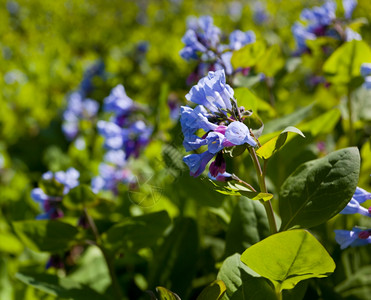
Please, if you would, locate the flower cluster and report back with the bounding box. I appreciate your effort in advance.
[31,168,80,219]
[292,0,360,55]
[180,16,256,81]
[62,61,104,140]
[97,84,152,160]
[94,84,152,194]
[181,69,256,178]
[361,63,371,90]
[335,187,371,249]
[91,150,135,195]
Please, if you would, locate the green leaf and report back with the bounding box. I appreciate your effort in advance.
[256,44,285,77]
[224,198,269,257]
[0,232,23,255]
[231,41,266,69]
[208,179,273,201]
[64,184,98,210]
[234,87,275,118]
[148,218,198,297]
[240,230,335,291]
[298,108,341,137]
[217,254,276,300]
[256,126,305,160]
[102,210,171,254]
[156,287,181,300]
[16,273,106,300]
[196,280,226,300]
[279,147,360,230]
[12,220,80,252]
[323,40,371,85]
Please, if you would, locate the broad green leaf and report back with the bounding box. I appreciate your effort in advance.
[16,273,106,299]
[13,220,80,252]
[197,280,226,300]
[256,126,305,160]
[0,232,23,255]
[231,41,266,69]
[279,147,360,230]
[263,103,314,136]
[156,287,181,300]
[256,44,285,77]
[68,246,110,293]
[234,87,275,118]
[148,218,198,297]
[102,210,171,254]
[224,198,269,257]
[241,230,335,291]
[323,40,371,84]
[208,179,273,201]
[63,184,98,210]
[217,254,275,300]
[298,108,341,137]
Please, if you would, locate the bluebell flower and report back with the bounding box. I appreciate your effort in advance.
[62,92,99,140]
[229,30,256,51]
[343,0,357,19]
[340,187,371,216]
[208,171,232,182]
[97,120,124,150]
[252,2,269,24]
[103,84,135,118]
[121,120,152,159]
[300,1,336,27]
[181,70,257,177]
[79,60,105,96]
[360,63,371,90]
[345,27,362,41]
[31,168,80,219]
[91,162,135,194]
[183,152,215,177]
[335,227,371,249]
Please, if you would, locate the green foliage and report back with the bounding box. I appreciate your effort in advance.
[224,198,269,257]
[16,273,106,300]
[241,230,335,291]
[279,148,360,230]
[231,41,266,69]
[12,220,81,252]
[196,280,226,300]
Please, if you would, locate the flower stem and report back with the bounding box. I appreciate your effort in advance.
[248,148,278,234]
[84,208,123,300]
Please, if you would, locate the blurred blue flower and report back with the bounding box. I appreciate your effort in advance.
[335,227,371,249]
[104,84,135,118]
[62,92,99,140]
[360,63,371,89]
[343,0,357,19]
[31,168,80,219]
[252,2,269,24]
[97,120,123,149]
[229,30,256,51]
[183,151,215,177]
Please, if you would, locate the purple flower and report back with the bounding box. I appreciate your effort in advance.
[335,227,371,249]
[208,171,232,182]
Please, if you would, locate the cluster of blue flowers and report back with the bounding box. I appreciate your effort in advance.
[181,69,256,179]
[361,63,371,90]
[335,187,371,249]
[62,61,104,140]
[93,84,152,194]
[31,168,80,219]
[292,0,360,54]
[180,16,256,81]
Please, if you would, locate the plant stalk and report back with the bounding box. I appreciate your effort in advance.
[84,208,123,300]
[248,148,278,234]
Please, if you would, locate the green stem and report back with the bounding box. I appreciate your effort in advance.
[84,208,123,300]
[347,89,354,146]
[275,285,283,300]
[248,148,278,234]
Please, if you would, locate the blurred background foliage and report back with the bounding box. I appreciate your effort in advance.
[1,0,371,299]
